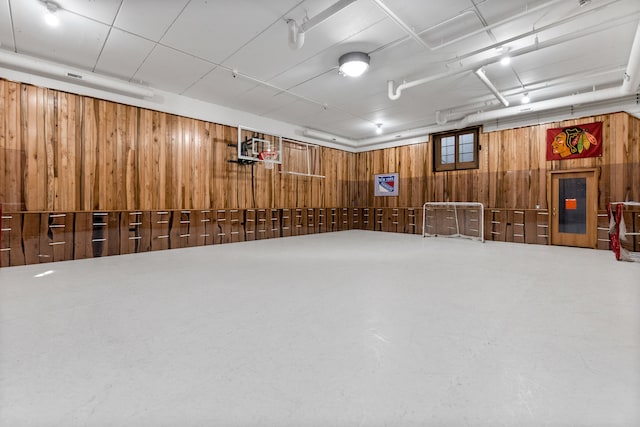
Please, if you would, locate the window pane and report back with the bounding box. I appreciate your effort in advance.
[459,152,474,162]
[442,153,455,164]
[459,133,474,144]
[460,143,473,154]
[458,133,475,163]
[439,136,456,166]
[441,136,455,147]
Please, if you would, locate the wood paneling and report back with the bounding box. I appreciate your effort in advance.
[0,79,351,213]
[354,113,640,211]
[1,78,639,268]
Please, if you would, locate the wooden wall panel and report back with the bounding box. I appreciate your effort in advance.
[354,113,639,211]
[1,78,638,232]
[0,79,354,213]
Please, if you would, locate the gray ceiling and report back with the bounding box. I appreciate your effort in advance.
[1,0,639,147]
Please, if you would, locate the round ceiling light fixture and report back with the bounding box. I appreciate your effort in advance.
[338,52,370,77]
[43,1,60,26]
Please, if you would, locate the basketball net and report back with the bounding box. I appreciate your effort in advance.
[259,150,278,170]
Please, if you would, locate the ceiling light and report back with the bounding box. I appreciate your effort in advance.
[338,52,370,77]
[521,93,530,104]
[43,1,59,27]
[500,56,511,66]
[376,124,383,134]
[44,13,59,26]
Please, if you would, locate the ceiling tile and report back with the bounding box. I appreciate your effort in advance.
[57,0,123,24]
[133,45,214,93]
[160,0,302,64]
[115,0,190,42]
[94,28,155,80]
[262,99,329,124]
[0,0,14,51]
[236,85,299,116]
[513,23,637,89]
[182,67,258,108]
[224,0,393,82]
[12,0,110,69]
[265,17,407,90]
[3,0,638,144]
[375,0,477,36]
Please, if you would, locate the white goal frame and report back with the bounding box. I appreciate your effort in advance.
[422,202,485,242]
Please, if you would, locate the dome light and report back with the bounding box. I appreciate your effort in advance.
[43,1,59,27]
[338,52,370,77]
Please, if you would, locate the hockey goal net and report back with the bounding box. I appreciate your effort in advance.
[608,202,640,262]
[422,202,485,242]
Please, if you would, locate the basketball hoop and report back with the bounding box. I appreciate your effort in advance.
[259,150,278,169]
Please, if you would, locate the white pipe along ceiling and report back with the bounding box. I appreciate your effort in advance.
[0,0,638,151]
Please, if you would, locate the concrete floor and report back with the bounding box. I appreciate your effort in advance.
[1,230,639,427]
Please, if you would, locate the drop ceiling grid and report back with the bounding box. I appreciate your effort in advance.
[132,44,214,94]
[11,0,111,69]
[222,3,395,86]
[1,0,639,145]
[94,28,156,81]
[114,0,190,42]
[55,0,121,23]
[158,0,302,65]
[0,0,15,51]
[182,67,259,108]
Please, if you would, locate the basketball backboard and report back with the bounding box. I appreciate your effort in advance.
[237,125,282,166]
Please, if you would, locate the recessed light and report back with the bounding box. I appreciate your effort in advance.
[500,56,511,66]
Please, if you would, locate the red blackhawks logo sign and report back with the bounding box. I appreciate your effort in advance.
[546,122,602,161]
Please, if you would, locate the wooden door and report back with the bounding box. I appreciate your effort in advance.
[550,169,598,248]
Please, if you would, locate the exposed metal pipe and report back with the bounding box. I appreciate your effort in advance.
[287,0,358,50]
[387,10,638,100]
[622,17,640,94]
[427,0,568,51]
[0,49,154,98]
[356,123,452,147]
[312,18,640,149]
[301,0,358,32]
[287,19,305,50]
[436,65,627,124]
[372,0,568,55]
[459,87,625,128]
[474,68,509,107]
[459,19,640,127]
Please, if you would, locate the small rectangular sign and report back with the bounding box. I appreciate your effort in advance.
[374,173,399,197]
[565,198,577,210]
